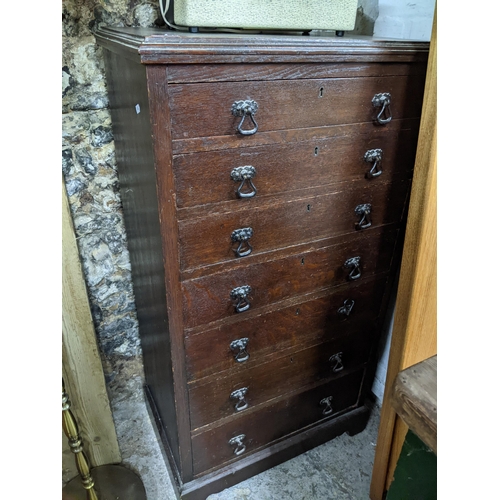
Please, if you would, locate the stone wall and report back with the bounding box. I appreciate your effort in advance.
[62,0,164,381]
[62,1,378,382]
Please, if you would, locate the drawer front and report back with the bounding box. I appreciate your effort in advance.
[168,74,425,140]
[188,329,371,430]
[191,369,365,475]
[178,178,409,271]
[184,274,387,382]
[182,225,398,328]
[174,121,419,209]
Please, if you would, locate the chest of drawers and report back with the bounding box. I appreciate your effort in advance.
[95,27,429,500]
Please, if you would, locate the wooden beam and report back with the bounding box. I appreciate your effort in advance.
[62,177,121,478]
[391,355,437,454]
[369,10,437,500]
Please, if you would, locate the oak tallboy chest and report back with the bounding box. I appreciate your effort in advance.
[95,27,429,499]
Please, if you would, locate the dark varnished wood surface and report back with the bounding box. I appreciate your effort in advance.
[101,51,186,473]
[391,355,437,454]
[173,120,419,209]
[178,179,410,271]
[167,61,427,84]
[182,404,371,499]
[95,26,429,497]
[184,274,387,382]
[168,75,425,140]
[191,369,365,475]
[188,330,371,430]
[95,27,429,66]
[182,225,398,328]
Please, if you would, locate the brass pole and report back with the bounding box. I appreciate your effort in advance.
[62,379,98,500]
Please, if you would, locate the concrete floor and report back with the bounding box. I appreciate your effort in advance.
[106,363,381,500]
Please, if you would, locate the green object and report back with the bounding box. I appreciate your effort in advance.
[386,430,437,500]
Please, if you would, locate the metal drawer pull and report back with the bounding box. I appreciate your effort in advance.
[230,387,249,412]
[231,166,257,198]
[372,92,392,125]
[228,434,247,456]
[355,203,372,230]
[230,338,250,363]
[364,149,383,178]
[320,396,334,416]
[231,99,259,135]
[231,227,254,258]
[329,352,344,373]
[230,285,252,313]
[337,299,355,318]
[344,256,361,281]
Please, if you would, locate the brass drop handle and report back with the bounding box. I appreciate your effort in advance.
[355,203,372,230]
[320,396,334,416]
[230,387,249,412]
[329,352,344,373]
[230,285,252,313]
[229,434,247,456]
[337,299,355,318]
[364,149,383,178]
[231,99,259,135]
[230,338,250,363]
[231,166,257,198]
[344,256,361,281]
[231,227,254,258]
[372,93,392,125]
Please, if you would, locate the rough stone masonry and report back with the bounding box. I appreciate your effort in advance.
[62,0,378,382]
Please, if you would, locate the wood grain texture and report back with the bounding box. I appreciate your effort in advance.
[173,120,419,209]
[370,11,437,500]
[191,369,364,475]
[167,62,427,84]
[181,225,398,328]
[95,26,429,66]
[188,330,370,430]
[101,51,190,477]
[168,75,425,140]
[62,178,121,471]
[178,179,410,271]
[95,27,429,498]
[181,405,371,500]
[184,275,386,382]
[391,355,437,454]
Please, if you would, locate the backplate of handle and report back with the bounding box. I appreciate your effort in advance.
[364,149,383,178]
[329,352,344,373]
[355,203,372,230]
[231,100,259,135]
[344,257,361,281]
[231,166,257,198]
[231,227,254,257]
[372,93,392,125]
[230,285,252,313]
[337,299,355,318]
[228,434,247,455]
[320,396,334,416]
[230,387,249,412]
[230,338,249,363]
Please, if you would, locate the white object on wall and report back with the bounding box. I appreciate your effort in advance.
[374,0,435,41]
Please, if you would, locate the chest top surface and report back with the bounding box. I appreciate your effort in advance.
[95,26,430,65]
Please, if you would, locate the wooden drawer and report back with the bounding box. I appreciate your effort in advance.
[178,178,409,271]
[182,225,398,328]
[184,274,388,382]
[168,74,425,140]
[191,369,365,475]
[188,329,371,431]
[174,120,419,209]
